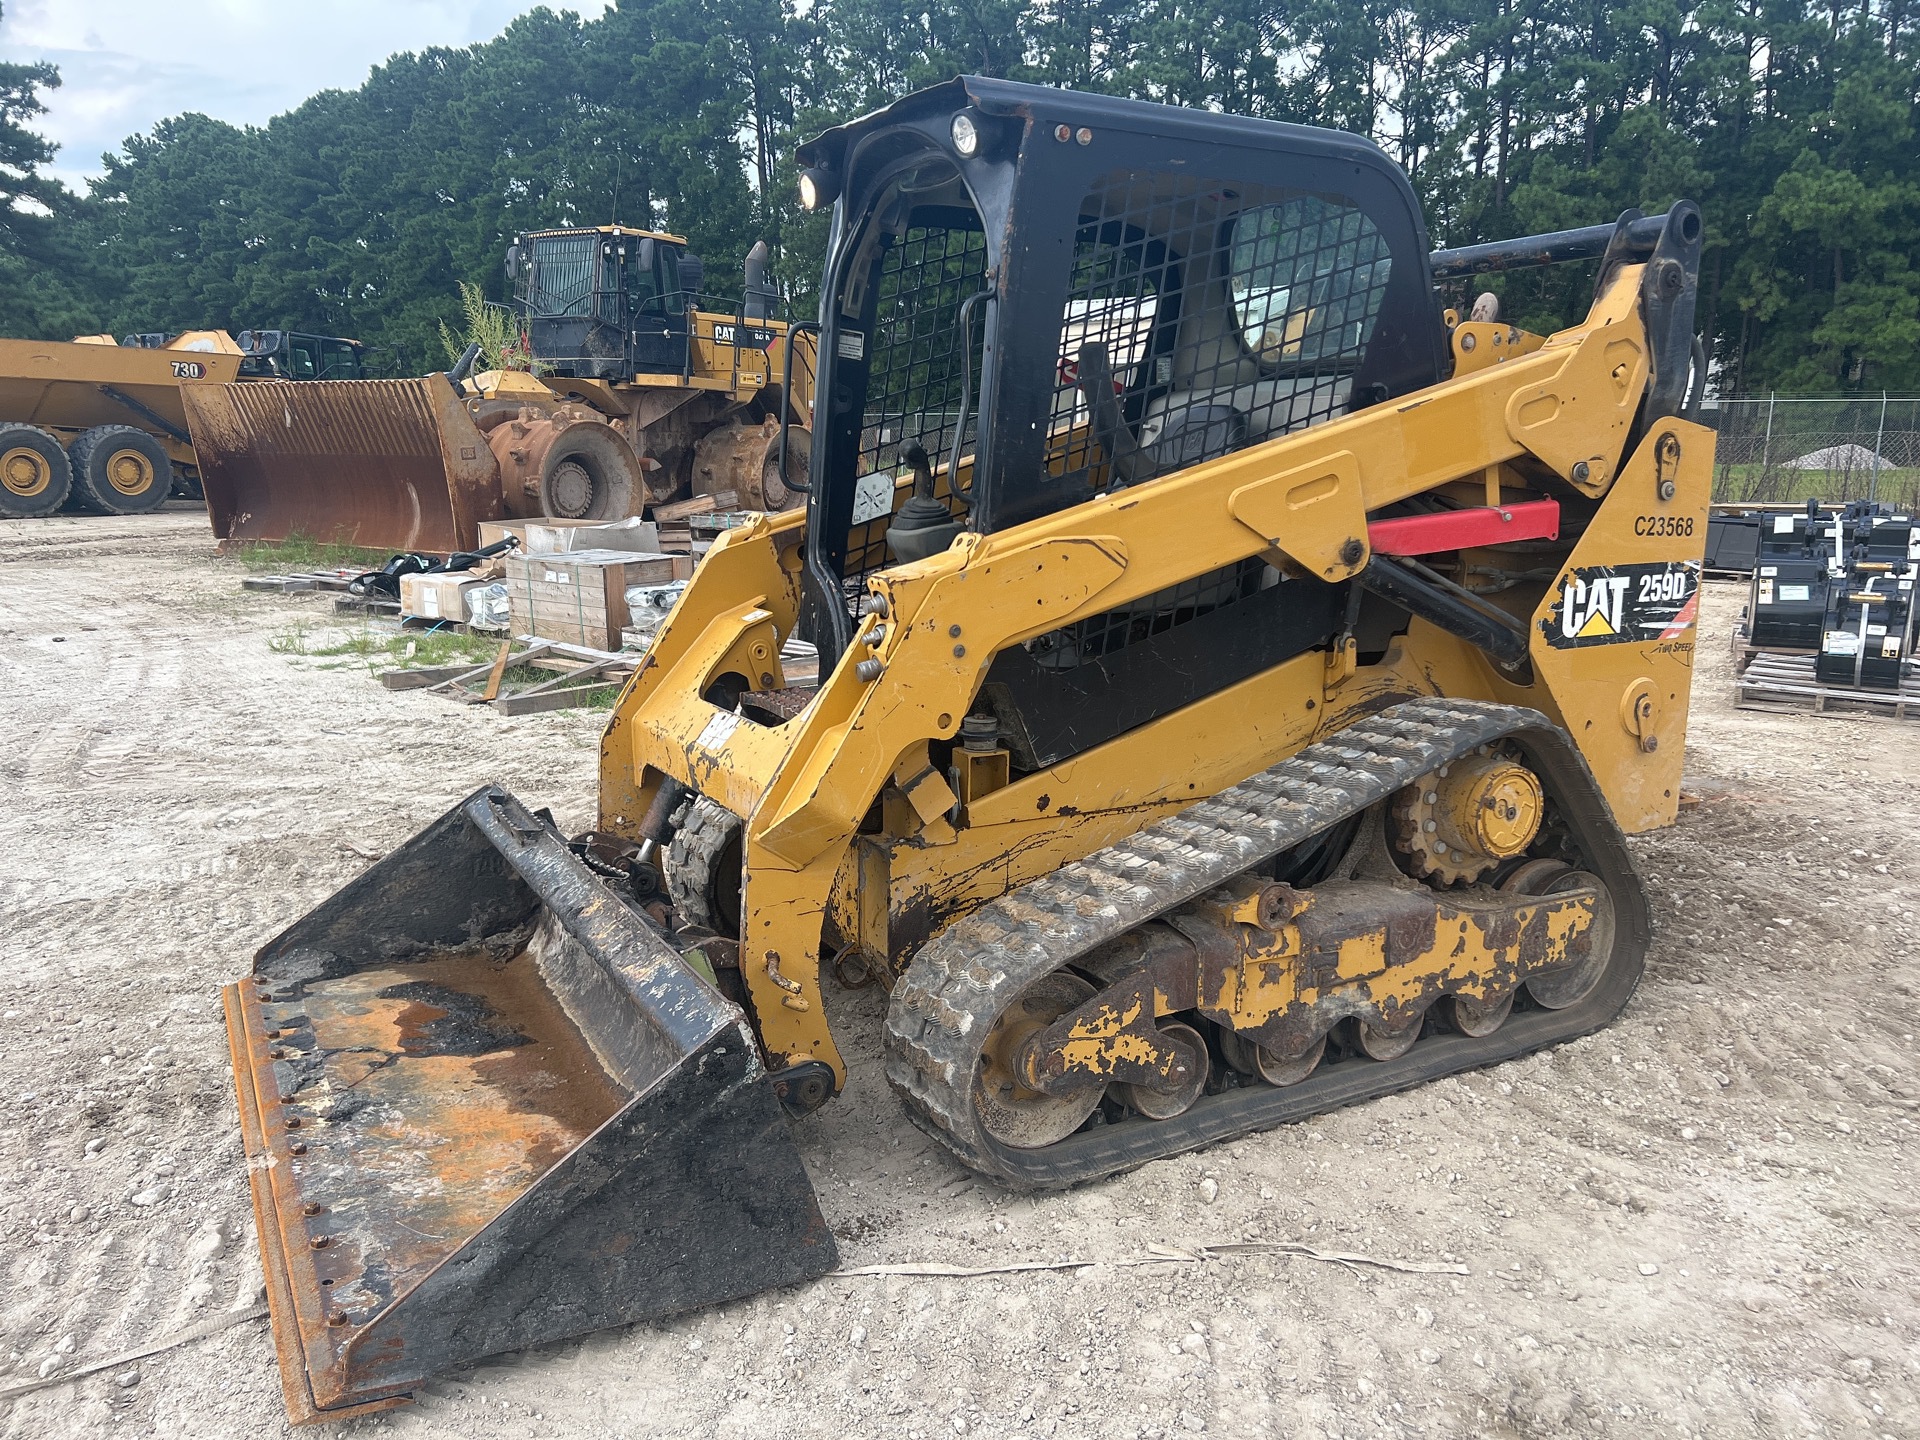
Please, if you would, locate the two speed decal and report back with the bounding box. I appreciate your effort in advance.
[1544,560,1701,648]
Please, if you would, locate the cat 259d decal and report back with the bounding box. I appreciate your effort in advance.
[1544,560,1701,649]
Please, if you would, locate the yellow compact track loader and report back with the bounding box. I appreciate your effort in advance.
[181,228,816,553]
[224,78,1712,1423]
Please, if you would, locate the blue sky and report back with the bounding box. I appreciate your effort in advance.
[1,0,612,194]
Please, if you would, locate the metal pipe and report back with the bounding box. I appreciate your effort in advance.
[1872,390,1888,505]
[945,285,994,500]
[445,342,483,388]
[1398,553,1531,632]
[777,321,819,494]
[1429,214,1666,280]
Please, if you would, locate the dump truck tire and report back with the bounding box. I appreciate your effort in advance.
[70,425,174,514]
[0,424,73,517]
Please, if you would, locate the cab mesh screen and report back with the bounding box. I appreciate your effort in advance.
[1046,171,1392,487]
[528,234,600,319]
[845,222,988,589]
[1033,171,1391,666]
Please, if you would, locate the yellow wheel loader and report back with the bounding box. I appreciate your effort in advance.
[223,77,1712,1422]
[181,229,817,553]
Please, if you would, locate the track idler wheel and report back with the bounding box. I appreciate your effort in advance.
[1356,1014,1423,1061]
[1449,990,1515,1036]
[973,972,1104,1149]
[1517,865,1616,1009]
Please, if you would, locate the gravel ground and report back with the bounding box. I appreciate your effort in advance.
[2,508,1916,1439]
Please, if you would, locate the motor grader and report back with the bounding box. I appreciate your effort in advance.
[181,228,815,552]
[222,77,1711,1422]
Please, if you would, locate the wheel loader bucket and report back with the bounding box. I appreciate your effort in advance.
[222,787,837,1425]
[182,375,505,552]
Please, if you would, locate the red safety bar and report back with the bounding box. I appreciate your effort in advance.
[1366,499,1560,557]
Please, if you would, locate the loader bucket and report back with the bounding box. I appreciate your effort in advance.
[182,375,505,553]
[222,787,837,1425]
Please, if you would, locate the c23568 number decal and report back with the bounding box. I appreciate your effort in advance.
[1543,560,1701,649]
[169,360,206,379]
[1633,514,1694,537]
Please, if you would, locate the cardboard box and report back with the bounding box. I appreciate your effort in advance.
[399,571,481,623]
[505,548,680,650]
[477,516,661,556]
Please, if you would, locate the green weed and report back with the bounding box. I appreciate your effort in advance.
[268,621,315,655]
[269,616,621,708]
[1713,464,1920,508]
[228,534,391,574]
[395,629,507,669]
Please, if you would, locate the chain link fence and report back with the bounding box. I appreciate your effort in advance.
[1709,395,1920,510]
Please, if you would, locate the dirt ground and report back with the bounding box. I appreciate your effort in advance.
[2,507,1916,1440]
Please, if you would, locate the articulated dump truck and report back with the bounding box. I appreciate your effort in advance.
[222,77,1711,1422]
[0,332,242,516]
[181,230,818,553]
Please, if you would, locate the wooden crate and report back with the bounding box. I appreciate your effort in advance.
[505,548,678,650]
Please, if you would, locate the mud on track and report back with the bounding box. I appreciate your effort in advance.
[2,510,1916,1438]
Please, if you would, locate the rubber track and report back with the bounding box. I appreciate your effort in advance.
[665,795,741,933]
[882,698,1652,1190]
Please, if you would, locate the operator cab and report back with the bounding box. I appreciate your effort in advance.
[793,76,1446,669]
[234,330,366,380]
[507,225,704,381]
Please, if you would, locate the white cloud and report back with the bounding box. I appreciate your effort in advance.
[0,0,613,193]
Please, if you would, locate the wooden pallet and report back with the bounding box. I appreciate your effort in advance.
[380,639,636,715]
[334,594,400,617]
[242,570,359,593]
[396,614,514,638]
[1735,649,1920,720]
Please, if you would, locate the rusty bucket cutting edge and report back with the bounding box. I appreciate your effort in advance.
[223,787,838,1425]
[183,375,505,554]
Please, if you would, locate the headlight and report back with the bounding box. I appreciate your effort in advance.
[951,111,980,157]
[798,166,838,211]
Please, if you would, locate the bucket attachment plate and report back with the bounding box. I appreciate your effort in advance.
[224,788,837,1424]
[183,375,504,552]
